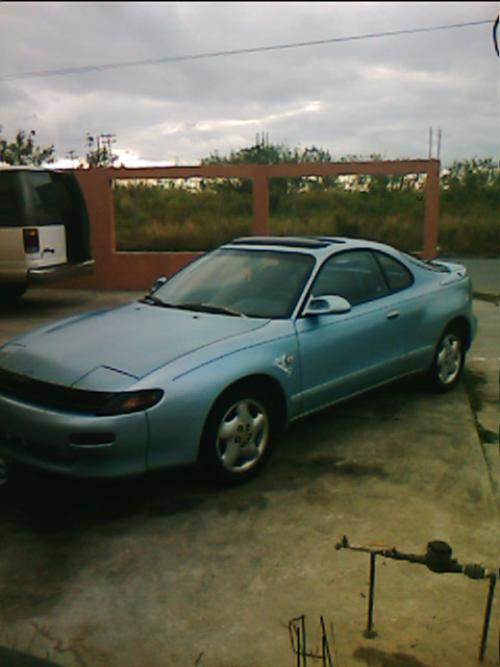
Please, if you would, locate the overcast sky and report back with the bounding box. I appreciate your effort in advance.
[0,2,498,167]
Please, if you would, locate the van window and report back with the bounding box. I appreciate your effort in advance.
[0,172,22,227]
[27,172,67,226]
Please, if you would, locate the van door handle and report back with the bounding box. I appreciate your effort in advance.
[386,310,400,320]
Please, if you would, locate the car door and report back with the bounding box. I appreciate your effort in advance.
[294,249,409,414]
[372,250,426,372]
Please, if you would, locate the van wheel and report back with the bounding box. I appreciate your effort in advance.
[0,284,27,302]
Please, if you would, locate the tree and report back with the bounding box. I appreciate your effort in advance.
[201,135,337,210]
[441,158,500,192]
[0,127,55,165]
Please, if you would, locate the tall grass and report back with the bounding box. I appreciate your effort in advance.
[113,176,498,256]
[114,180,253,251]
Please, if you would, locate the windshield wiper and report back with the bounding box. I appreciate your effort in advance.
[176,303,245,317]
[140,297,244,316]
[139,295,176,307]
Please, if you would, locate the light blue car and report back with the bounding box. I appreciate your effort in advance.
[0,237,476,483]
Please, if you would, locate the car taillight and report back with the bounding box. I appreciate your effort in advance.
[23,228,40,254]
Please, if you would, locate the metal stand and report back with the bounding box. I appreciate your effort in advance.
[289,615,335,667]
[335,535,498,662]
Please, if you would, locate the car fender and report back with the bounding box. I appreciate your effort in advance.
[144,329,301,471]
[421,280,474,350]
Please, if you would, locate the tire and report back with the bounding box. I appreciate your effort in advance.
[0,284,27,303]
[428,326,466,392]
[0,457,8,487]
[199,384,277,484]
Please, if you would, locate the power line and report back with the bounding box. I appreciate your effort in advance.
[0,18,492,82]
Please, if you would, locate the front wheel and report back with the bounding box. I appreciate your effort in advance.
[428,327,466,392]
[199,385,276,484]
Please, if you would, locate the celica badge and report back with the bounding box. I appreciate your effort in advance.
[274,353,294,376]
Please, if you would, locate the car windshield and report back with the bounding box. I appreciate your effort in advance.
[150,248,316,318]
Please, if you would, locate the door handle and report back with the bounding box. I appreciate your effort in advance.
[386,310,400,320]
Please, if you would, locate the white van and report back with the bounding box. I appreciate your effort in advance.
[0,167,94,300]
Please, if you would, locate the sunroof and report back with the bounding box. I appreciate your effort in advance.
[230,236,330,249]
[314,236,347,243]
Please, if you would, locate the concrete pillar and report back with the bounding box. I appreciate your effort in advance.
[252,173,269,236]
[423,161,440,259]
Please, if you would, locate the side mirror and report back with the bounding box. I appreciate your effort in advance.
[150,276,168,294]
[303,295,352,317]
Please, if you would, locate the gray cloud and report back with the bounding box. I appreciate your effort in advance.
[0,1,497,165]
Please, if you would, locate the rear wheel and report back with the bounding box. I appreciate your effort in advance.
[0,284,27,303]
[199,384,276,484]
[0,457,8,487]
[428,326,465,392]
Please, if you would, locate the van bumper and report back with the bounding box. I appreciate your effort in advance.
[28,260,95,284]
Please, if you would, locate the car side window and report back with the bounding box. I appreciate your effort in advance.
[312,250,389,306]
[375,252,413,292]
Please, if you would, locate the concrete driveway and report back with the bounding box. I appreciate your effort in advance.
[0,289,497,667]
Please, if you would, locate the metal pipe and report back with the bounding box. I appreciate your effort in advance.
[479,575,497,662]
[320,615,334,667]
[301,614,307,667]
[364,552,378,638]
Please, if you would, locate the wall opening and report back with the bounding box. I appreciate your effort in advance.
[113,177,252,252]
[267,174,426,253]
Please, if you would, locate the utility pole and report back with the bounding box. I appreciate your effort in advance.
[436,128,442,161]
[100,133,117,164]
[66,150,77,167]
[428,128,442,160]
[100,133,116,154]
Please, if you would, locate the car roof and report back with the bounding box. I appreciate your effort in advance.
[225,236,403,258]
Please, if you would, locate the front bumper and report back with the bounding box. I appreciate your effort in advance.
[0,392,148,478]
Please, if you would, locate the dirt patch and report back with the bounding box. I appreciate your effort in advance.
[353,646,431,667]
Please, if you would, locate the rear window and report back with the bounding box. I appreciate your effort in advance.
[0,171,73,228]
[0,172,22,227]
[26,172,67,226]
[375,252,414,292]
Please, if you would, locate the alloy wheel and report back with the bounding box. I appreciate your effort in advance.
[216,398,270,473]
[436,333,462,385]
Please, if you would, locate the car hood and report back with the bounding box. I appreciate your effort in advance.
[0,302,269,389]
